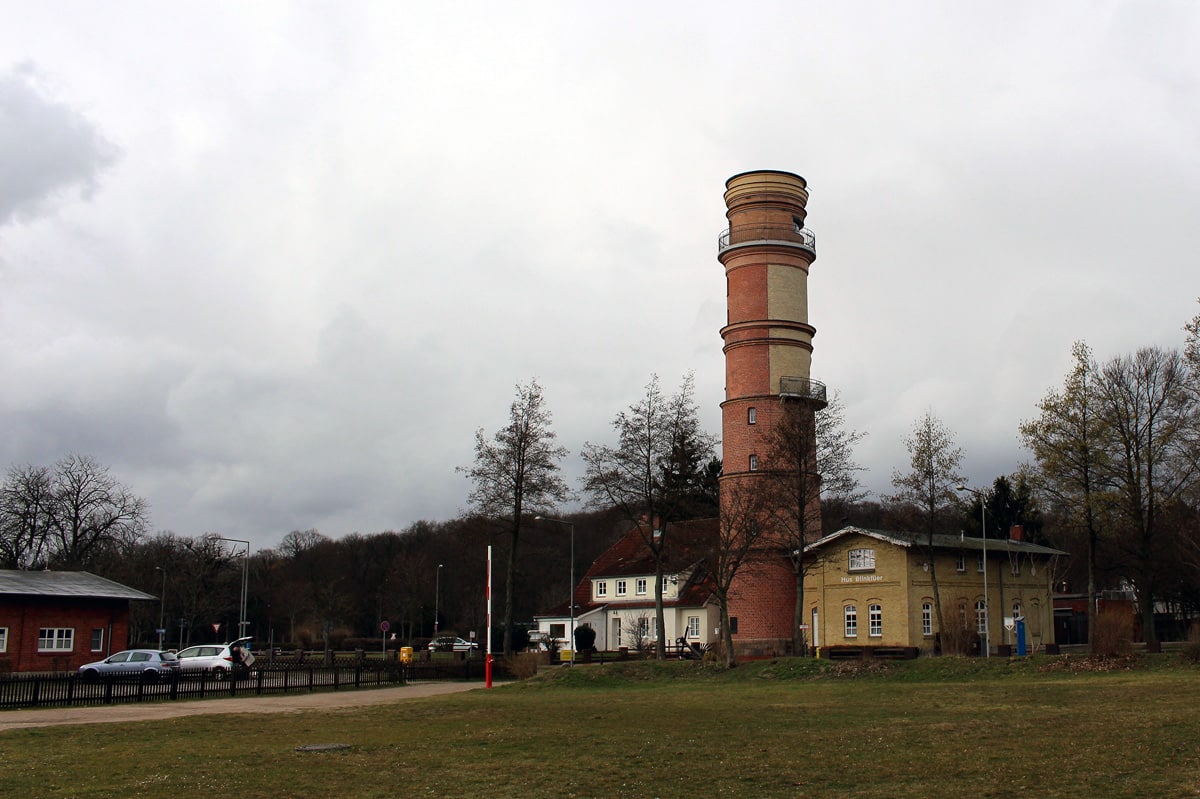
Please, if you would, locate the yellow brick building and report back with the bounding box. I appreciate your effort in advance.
[803,526,1066,655]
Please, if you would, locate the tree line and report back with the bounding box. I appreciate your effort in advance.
[4,304,1199,657]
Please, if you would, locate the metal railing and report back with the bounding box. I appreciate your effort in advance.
[718,224,816,256]
[779,376,827,405]
[0,659,504,711]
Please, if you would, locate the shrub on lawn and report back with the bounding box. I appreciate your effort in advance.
[505,652,542,680]
[1091,608,1133,656]
[1181,622,1200,664]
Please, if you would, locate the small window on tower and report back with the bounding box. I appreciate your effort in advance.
[793,215,803,233]
[749,454,758,471]
[747,407,757,424]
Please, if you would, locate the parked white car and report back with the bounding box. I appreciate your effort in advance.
[427,636,479,653]
[175,637,255,677]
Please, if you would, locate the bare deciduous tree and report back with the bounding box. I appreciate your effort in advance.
[581,373,716,659]
[888,410,964,647]
[462,379,570,657]
[763,391,866,653]
[1,455,148,569]
[709,481,768,666]
[1095,346,1199,648]
[0,464,53,568]
[1020,341,1111,646]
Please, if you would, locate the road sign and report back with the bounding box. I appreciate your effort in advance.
[380,620,390,633]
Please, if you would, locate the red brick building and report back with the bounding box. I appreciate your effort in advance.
[0,570,155,673]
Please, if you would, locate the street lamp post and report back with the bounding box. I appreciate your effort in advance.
[957,486,989,657]
[154,566,167,650]
[535,515,575,662]
[434,563,443,636]
[216,537,251,639]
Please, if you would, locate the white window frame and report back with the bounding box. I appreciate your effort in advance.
[749,454,758,471]
[687,616,700,638]
[869,604,882,637]
[90,628,105,652]
[616,579,627,596]
[0,627,7,653]
[636,578,647,596]
[596,581,607,597]
[844,605,858,638]
[921,603,933,636]
[977,551,985,572]
[975,600,987,635]
[38,627,74,652]
[848,548,875,572]
[747,407,757,425]
[956,553,966,572]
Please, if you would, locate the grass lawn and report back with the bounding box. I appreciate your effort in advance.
[1,655,1198,798]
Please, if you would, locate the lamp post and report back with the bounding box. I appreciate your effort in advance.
[154,566,167,650]
[434,563,443,636]
[535,515,575,661]
[216,537,251,639]
[957,485,989,657]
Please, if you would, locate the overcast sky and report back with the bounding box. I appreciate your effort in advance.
[2,2,1197,550]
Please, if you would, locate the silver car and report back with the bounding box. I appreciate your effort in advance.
[175,637,255,677]
[78,649,181,679]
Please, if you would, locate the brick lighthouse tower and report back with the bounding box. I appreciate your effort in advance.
[718,170,827,654]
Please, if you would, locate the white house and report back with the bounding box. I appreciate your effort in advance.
[534,519,720,654]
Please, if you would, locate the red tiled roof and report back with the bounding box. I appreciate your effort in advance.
[537,519,719,618]
[584,518,718,579]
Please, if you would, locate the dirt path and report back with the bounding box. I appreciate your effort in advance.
[0,681,483,732]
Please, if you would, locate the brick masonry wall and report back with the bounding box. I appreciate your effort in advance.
[719,170,818,650]
[1,597,133,672]
[728,552,796,653]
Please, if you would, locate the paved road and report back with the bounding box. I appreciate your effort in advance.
[0,681,483,732]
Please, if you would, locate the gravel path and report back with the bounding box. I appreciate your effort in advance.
[0,681,483,732]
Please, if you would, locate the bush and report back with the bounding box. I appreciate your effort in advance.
[504,652,541,680]
[573,625,597,652]
[1091,608,1134,656]
[1181,622,1200,664]
[938,624,977,657]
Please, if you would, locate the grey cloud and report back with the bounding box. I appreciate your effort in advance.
[0,62,119,226]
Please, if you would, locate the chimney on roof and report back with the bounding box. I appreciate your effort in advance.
[1009,524,1025,542]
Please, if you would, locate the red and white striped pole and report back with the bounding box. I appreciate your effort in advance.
[485,545,493,688]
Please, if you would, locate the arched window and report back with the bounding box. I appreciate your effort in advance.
[844,605,858,638]
[868,604,882,637]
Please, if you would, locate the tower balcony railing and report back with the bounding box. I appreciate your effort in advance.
[779,376,827,407]
[718,224,816,256]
